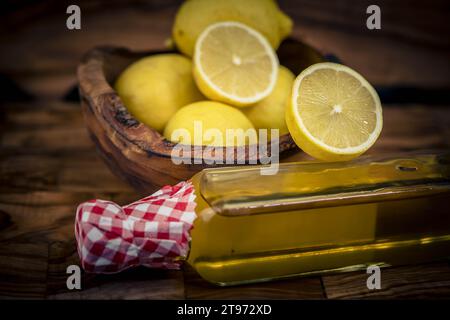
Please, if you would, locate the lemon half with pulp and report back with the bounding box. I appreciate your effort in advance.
[286,62,383,161]
[193,21,279,107]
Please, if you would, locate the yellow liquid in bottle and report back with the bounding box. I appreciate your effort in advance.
[187,153,450,285]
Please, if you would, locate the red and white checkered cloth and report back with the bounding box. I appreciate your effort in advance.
[75,181,197,273]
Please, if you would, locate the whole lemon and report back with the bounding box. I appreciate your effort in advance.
[164,101,257,146]
[115,54,204,132]
[173,0,293,57]
[244,66,294,136]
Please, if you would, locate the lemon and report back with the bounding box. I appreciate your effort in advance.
[193,21,279,107]
[164,101,256,147]
[286,62,383,161]
[173,0,292,57]
[244,66,294,136]
[115,54,204,132]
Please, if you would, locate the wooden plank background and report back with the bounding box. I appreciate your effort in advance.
[0,0,449,299]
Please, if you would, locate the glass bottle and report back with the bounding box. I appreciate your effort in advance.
[186,152,450,286]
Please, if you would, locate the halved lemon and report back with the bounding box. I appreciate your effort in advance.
[286,62,383,161]
[193,21,279,107]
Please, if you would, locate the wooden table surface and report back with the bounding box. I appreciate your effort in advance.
[1,0,450,299]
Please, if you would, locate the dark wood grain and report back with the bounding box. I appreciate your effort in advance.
[49,263,185,299]
[285,0,450,87]
[184,265,325,300]
[322,263,450,299]
[0,243,48,299]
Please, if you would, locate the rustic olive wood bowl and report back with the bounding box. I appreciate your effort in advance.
[77,38,324,193]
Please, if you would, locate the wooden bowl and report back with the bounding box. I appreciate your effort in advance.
[77,38,324,194]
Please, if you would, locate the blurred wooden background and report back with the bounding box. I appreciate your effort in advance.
[0,0,449,299]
